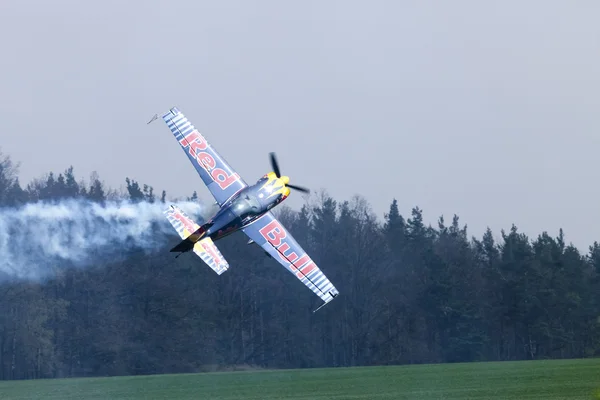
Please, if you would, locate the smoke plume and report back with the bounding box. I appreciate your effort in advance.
[0,199,210,281]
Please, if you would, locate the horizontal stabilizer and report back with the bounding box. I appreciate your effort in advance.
[192,236,229,275]
[164,205,229,275]
[164,205,202,240]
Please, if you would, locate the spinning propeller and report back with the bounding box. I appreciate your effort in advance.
[269,152,310,194]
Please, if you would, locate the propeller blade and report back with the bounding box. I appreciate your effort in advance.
[269,152,281,177]
[287,184,310,194]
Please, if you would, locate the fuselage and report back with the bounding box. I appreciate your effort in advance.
[201,172,290,241]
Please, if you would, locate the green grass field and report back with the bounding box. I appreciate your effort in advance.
[1,358,599,399]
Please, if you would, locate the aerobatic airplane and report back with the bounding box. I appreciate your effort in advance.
[151,107,339,312]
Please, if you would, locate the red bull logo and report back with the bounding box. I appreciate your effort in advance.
[179,130,240,190]
[259,219,317,278]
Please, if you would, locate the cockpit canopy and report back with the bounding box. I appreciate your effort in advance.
[230,190,262,223]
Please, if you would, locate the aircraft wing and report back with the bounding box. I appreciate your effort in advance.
[161,107,248,206]
[242,212,339,311]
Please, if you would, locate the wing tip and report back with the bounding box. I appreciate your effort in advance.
[161,106,181,120]
[313,289,339,312]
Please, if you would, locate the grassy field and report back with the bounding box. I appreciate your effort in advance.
[1,358,599,399]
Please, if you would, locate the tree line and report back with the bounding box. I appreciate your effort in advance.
[0,150,598,380]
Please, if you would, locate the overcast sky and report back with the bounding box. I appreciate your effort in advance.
[1,1,599,250]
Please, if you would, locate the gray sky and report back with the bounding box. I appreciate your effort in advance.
[1,1,599,250]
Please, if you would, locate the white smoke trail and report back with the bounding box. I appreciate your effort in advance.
[0,199,212,280]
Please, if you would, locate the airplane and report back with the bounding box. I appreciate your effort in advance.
[151,107,339,312]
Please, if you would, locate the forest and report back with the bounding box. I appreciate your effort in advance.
[0,149,599,380]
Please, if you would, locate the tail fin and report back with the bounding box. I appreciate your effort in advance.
[164,205,229,275]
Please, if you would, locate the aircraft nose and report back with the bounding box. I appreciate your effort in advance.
[282,176,290,184]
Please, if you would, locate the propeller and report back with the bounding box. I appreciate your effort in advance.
[269,152,310,194]
[287,183,310,193]
[269,152,281,178]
